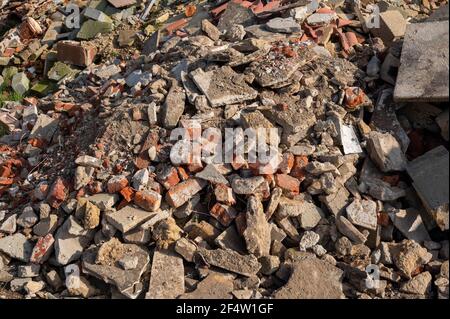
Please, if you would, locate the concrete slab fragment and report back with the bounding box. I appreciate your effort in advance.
[394,21,449,102]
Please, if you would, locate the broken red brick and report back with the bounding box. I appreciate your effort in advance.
[56,41,97,67]
[278,153,295,174]
[120,186,135,202]
[157,166,181,190]
[0,165,12,178]
[346,32,359,48]
[30,234,55,264]
[18,17,43,40]
[210,203,238,227]
[107,175,129,194]
[177,166,190,181]
[185,3,197,17]
[377,212,391,227]
[382,175,401,187]
[47,177,69,208]
[344,87,367,110]
[214,184,237,206]
[0,177,13,186]
[275,174,300,196]
[165,18,189,35]
[290,156,308,182]
[165,178,206,208]
[134,190,162,212]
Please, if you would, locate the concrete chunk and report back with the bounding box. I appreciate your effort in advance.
[394,20,449,102]
[407,146,449,231]
[146,249,184,299]
[191,66,258,107]
[106,206,157,233]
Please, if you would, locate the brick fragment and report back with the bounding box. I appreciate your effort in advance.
[214,184,237,206]
[46,177,69,208]
[275,174,300,196]
[56,41,97,67]
[107,175,129,194]
[134,190,162,212]
[30,234,54,264]
[210,203,238,227]
[166,179,206,208]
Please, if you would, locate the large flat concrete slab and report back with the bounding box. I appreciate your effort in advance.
[394,20,449,102]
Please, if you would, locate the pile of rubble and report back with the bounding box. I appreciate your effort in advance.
[0,0,449,299]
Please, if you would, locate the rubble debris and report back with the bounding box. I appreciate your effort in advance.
[0,0,447,301]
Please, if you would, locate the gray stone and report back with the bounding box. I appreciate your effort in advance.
[366,131,407,172]
[336,215,368,244]
[389,208,431,243]
[181,273,234,299]
[0,214,16,234]
[196,164,229,185]
[0,233,33,262]
[132,168,149,190]
[191,66,258,107]
[370,10,406,46]
[407,146,449,231]
[175,238,197,262]
[217,2,256,32]
[75,155,102,168]
[320,187,350,216]
[231,176,265,195]
[17,206,38,228]
[126,70,152,87]
[266,17,302,34]
[299,231,320,252]
[346,198,378,231]
[259,255,280,275]
[18,264,40,278]
[436,109,449,141]
[201,19,221,41]
[10,278,32,292]
[400,271,432,295]
[11,72,29,95]
[297,201,324,230]
[306,13,337,26]
[146,249,184,299]
[29,114,58,143]
[106,205,157,233]
[118,256,139,270]
[160,81,185,129]
[75,166,94,190]
[54,216,95,265]
[87,193,119,211]
[215,226,246,253]
[273,257,344,299]
[142,30,161,55]
[243,196,271,257]
[33,214,58,236]
[82,244,149,299]
[197,247,261,277]
[394,20,449,102]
